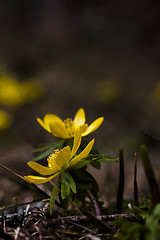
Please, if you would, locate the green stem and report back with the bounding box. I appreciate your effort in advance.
[134,153,138,205]
[139,144,160,207]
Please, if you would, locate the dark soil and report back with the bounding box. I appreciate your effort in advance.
[0,206,142,240]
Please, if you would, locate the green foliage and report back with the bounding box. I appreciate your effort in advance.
[50,181,60,215]
[69,153,118,170]
[139,144,160,207]
[117,203,160,240]
[32,139,65,161]
[31,136,118,215]
[49,168,99,214]
[132,197,152,219]
[71,168,99,192]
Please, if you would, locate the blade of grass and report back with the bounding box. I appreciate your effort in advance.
[116,148,124,213]
[139,144,160,207]
[0,197,16,215]
[0,163,60,207]
[0,163,25,181]
[134,153,138,205]
[0,198,49,212]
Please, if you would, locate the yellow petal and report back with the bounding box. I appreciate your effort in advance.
[71,127,81,158]
[82,117,104,136]
[74,108,86,127]
[37,117,51,132]
[49,121,69,138]
[44,114,63,125]
[69,138,95,166]
[27,161,59,175]
[55,146,71,169]
[37,114,64,133]
[24,173,60,184]
[79,124,88,133]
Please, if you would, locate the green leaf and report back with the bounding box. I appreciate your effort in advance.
[69,154,118,170]
[32,139,65,161]
[153,203,160,217]
[50,182,59,215]
[68,159,91,170]
[71,169,99,192]
[90,160,101,169]
[60,172,76,197]
[65,171,76,194]
[61,182,70,199]
[60,173,72,199]
[97,156,119,162]
[85,154,118,163]
[145,203,160,240]
[32,142,56,152]
[75,182,94,189]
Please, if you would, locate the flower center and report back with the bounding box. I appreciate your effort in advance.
[47,149,59,169]
[64,118,75,137]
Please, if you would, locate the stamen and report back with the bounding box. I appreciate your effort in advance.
[47,149,59,169]
[64,118,74,137]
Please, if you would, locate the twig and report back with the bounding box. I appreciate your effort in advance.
[67,220,93,233]
[0,212,143,228]
[86,190,101,219]
[48,213,143,226]
[84,210,115,234]
[142,131,160,142]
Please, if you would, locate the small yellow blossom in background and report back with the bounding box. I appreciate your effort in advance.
[0,76,22,106]
[96,79,121,103]
[37,108,104,139]
[0,109,12,131]
[0,75,41,107]
[24,128,95,184]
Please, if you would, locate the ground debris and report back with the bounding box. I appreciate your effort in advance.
[0,207,142,239]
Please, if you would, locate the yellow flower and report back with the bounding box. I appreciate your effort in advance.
[24,128,95,184]
[0,109,12,131]
[0,76,41,107]
[37,108,104,138]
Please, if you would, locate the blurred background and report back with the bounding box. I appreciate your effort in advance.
[0,0,160,208]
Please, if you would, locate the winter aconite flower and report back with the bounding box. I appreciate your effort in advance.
[24,128,95,184]
[37,108,103,139]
